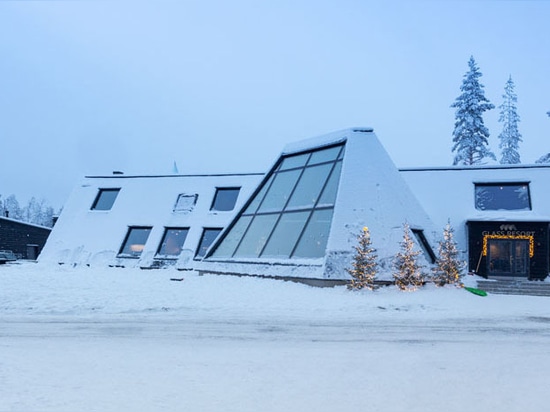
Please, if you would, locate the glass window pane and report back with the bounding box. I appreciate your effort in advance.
[292,209,333,258]
[278,153,309,170]
[211,188,240,211]
[475,184,530,211]
[261,211,309,258]
[307,146,341,165]
[258,169,301,212]
[243,175,273,215]
[196,228,223,257]
[119,227,152,257]
[235,214,279,258]
[211,216,253,258]
[318,161,342,206]
[157,228,189,257]
[174,194,198,212]
[286,163,332,209]
[91,189,120,211]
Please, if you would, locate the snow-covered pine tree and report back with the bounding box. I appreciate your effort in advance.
[451,56,496,165]
[393,223,425,291]
[498,76,522,164]
[536,153,550,164]
[347,226,378,290]
[432,222,465,287]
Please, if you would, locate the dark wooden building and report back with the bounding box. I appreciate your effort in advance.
[0,216,52,260]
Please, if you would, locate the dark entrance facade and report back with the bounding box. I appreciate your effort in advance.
[468,221,549,280]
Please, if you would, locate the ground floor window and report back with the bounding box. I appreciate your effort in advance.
[119,227,152,258]
[156,228,189,258]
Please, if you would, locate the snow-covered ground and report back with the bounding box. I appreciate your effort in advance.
[1,262,549,411]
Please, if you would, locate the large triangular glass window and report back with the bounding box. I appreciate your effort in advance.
[209,143,344,260]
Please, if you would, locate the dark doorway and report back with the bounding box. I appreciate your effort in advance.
[487,239,529,277]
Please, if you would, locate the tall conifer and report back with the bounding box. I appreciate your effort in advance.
[498,76,522,164]
[451,56,495,165]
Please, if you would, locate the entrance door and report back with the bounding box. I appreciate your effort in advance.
[487,239,529,277]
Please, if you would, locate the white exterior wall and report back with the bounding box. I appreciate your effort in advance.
[400,165,550,260]
[39,173,263,267]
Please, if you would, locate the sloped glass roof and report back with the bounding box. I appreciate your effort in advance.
[209,143,345,260]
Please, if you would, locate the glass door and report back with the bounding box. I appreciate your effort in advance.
[487,239,529,277]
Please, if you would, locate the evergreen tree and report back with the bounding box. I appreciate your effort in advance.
[3,195,23,220]
[393,223,425,291]
[451,56,495,165]
[432,222,465,287]
[347,226,378,290]
[535,153,550,164]
[498,76,522,164]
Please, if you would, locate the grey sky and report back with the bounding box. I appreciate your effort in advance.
[1,0,549,208]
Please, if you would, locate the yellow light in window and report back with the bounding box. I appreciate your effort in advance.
[130,244,145,252]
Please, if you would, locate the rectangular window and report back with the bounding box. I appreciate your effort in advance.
[196,228,223,257]
[411,229,436,264]
[119,227,152,258]
[91,188,120,211]
[475,183,531,211]
[156,228,189,257]
[174,194,198,212]
[211,188,240,211]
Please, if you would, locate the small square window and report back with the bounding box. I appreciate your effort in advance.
[156,228,189,257]
[196,228,223,257]
[91,188,120,211]
[119,227,152,258]
[211,188,240,211]
[174,194,198,212]
[475,183,531,211]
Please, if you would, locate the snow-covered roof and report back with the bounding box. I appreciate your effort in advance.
[0,216,52,231]
[39,173,263,267]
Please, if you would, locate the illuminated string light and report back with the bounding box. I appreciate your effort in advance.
[482,234,534,257]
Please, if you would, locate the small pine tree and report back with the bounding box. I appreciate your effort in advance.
[498,76,522,164]
[393,223,425,291]
[347,226,378,290]
[432,222,465,287]
[451,56,496,165]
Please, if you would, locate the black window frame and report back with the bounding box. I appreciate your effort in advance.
[210,187,241,212]
[195,227,223,258]
[474,182,531,211]
[118,226,153,258]
[156,227,190,258]
[90,188,121,211]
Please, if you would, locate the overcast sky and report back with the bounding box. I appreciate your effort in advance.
[1,0,549,208]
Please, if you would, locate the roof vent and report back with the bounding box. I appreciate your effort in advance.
[352,128,374,133]
[112,171,124,175]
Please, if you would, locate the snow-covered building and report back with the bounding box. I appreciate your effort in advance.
[39,173,263,269]
[39,127,550,283]
[196,128,437,283]
[401,164,550,280]
[0,216,52,260]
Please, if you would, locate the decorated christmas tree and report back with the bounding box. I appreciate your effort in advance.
[347,226,378,290]
[432,222,465,287]
[393,223,425,291]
